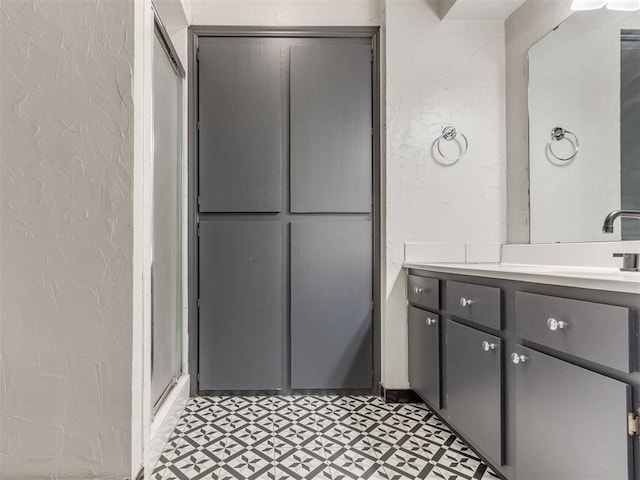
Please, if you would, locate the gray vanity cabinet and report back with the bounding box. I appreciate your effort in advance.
[407,268,639,480]
[445,320,503,466]
[408,306,440,408]
[514,345,631,480]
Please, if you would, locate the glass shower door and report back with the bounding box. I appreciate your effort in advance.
[151,24,183,408]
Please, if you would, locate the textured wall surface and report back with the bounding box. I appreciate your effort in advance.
[505,0,573,243]
[0,1,135,478]
[190,0,380,25]
[383,0,506,388]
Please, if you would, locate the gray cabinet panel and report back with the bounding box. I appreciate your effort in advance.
[514,346,631,480]
[446,320,502,465]
[291,221,372,389]
[446,281,501,331]
[290,45,372,213]
[198,221,282,390]
[516,291,632,373]
[407,275,439,311]
[198,42,283,212]
[408,307,440,408]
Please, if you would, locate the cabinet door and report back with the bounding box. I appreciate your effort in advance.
[198,41,283,212]
[446,320,502,465]
[290,221,372,389]
[290,44,372,213]
[408,306,440,408]
[198,221,283,390]
[514,346,631,480]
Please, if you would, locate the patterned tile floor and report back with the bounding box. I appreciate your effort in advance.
[152,395,501,480]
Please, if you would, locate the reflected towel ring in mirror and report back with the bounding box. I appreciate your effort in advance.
[435,126,468,165]
[548,127,579,162]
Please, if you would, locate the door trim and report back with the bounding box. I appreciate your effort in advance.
[188,26,382,396]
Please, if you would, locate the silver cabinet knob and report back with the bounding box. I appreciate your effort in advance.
[414,286,425,294]
[547,318,567,331]
[425,317,437,326]
[482,341,496,352]
[511,352,527,365]
[460,297,474,307]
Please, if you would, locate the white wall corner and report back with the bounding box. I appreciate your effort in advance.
[180,0,192,24]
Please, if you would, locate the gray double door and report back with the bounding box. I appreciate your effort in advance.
[197,36,374,392]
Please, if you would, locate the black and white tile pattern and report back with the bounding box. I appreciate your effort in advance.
[152,396,501,480]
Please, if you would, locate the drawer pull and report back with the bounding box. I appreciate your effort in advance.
[482,341,496,352]
[547,317,567,331]
[425,317,438,326]
[414,286,426,294]
[460,297,474,307]
[511,352,528,364]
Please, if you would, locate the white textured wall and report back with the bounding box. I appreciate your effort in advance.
[383,0,506,388]
[505,0,573,243]
[190,0,380,25]
[0,1,134,478]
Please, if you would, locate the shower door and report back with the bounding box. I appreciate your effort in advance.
[151,23,184,408]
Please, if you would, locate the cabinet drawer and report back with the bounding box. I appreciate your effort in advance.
[408,306,440,408]
[516,292,632,373]
[446,281,501,330]
[407,275,439,310]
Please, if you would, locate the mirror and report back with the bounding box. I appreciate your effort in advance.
[528,9,640,243]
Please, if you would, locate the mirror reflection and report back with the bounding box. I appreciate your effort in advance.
[528,9,640,243]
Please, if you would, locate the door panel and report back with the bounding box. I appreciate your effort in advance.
[198,221,282,390]
[446,320,502,465]
[290,221,372,389]
[408,306,440,408]
[515,346,631,480]
[290,45,372,213]
[196,36,375,393]
[198,41,283,212]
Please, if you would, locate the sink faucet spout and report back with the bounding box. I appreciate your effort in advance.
[602,210,640,234]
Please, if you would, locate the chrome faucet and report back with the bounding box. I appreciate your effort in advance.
[602,210,640,233]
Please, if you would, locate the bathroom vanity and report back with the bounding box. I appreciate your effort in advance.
[405,263,640,480]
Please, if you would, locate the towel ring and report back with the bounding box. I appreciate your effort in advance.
[435,126,468,164]
[548,127,579,162]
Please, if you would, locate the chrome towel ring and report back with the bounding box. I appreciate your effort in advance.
[435,126,468,165]
[548,127,579,162]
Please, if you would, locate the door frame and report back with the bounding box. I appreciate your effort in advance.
[187,26,382,396]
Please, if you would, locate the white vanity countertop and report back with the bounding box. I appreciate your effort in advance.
[404,262,640,294]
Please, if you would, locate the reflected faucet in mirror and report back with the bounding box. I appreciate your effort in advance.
[602,210,640,233]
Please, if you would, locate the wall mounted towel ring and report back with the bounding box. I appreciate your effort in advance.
[548,127,579,162]
[435,126,468,165]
